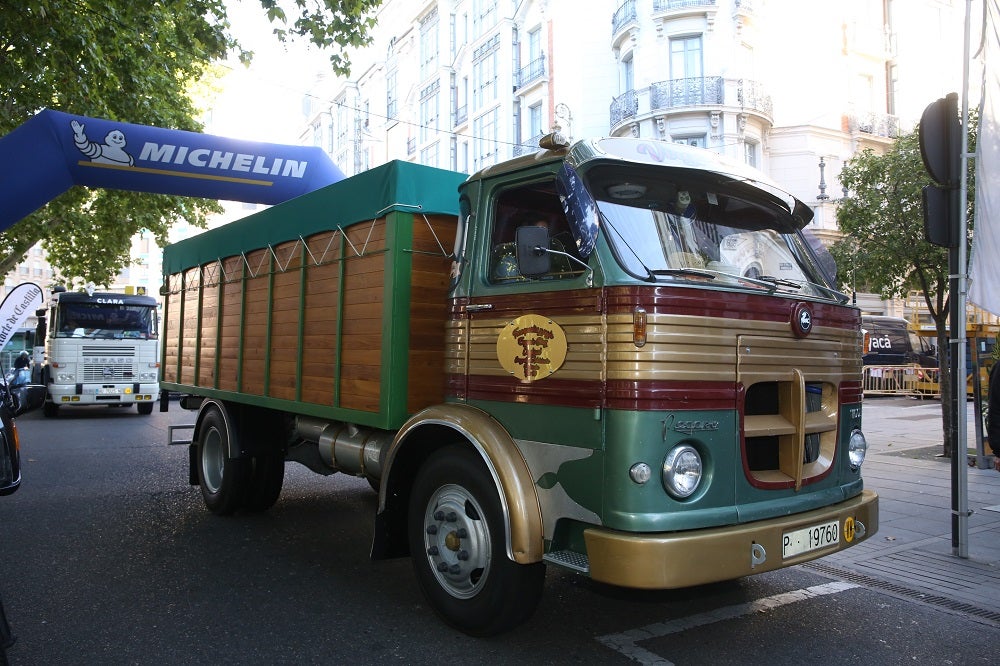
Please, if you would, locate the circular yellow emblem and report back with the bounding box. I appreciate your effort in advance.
[496,314,568,382]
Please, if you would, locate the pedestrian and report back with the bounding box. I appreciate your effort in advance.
[988,333,1000,470]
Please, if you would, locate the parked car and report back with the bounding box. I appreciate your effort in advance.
[861,315,937,367]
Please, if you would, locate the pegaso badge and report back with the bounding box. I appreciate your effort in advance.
[792,302,813,338]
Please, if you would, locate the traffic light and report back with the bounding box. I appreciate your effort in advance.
[918,93,960,248]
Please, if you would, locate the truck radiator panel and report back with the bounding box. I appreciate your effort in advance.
[739,336,844,490]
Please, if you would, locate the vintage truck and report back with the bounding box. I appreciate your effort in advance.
[159,135,878,635]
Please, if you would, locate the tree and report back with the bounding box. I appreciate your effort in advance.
[830,116,977,456]
[0,0,381,287]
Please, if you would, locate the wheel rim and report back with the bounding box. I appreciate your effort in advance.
[201,427,225,494]
[421,483,492,599]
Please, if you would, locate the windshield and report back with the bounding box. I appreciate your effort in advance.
[586,166,839,300]
[56,303,158,339]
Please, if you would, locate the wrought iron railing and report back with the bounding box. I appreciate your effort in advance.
[649,76,724,110]
[850,111,901,138]
[513,133,546,157]
[514,55,546,90]
[453,105,468,126]
[610,89,639,126]
[652,0,717,11]
[737,78,773,117]
[612,0,637,35]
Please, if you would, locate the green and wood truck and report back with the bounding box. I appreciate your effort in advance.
[159,135,878,635]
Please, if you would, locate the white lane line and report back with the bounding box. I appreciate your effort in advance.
[595,581,860,665]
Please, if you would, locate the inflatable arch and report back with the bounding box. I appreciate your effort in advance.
[0,109,346,232]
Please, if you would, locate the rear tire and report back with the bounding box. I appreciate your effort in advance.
[196,407,249,515]
[243,453,284,512]
[407,445,545,636]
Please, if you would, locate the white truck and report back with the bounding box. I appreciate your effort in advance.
[38,285,160,417]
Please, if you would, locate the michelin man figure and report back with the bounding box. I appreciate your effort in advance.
[70,119,133,166]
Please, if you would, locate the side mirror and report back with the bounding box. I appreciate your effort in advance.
[11,385,46,417]
[516,225,552,277]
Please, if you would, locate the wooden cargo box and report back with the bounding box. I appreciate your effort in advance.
[160,161,466,430]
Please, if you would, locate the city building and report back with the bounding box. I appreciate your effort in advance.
[299,0,971,316]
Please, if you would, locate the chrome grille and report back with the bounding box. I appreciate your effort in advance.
[81,345,136,382]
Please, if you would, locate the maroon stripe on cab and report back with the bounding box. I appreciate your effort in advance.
[604,286,860,331]
[462,375,604,408]
[839,380,863,404]
[606,380,738,411]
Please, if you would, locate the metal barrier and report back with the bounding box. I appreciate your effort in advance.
[862,365,938,398]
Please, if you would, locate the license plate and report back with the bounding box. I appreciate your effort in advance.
[98,388,120,395]
[782,520,839,558]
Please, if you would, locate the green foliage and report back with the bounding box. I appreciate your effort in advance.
[0,0,382,287]
[829,132,950,307]
[260,0,381,76]
[0,0,234,285]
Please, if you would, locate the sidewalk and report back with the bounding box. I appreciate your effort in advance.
[815,396,1000,626]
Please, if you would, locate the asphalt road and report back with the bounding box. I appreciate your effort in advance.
[0,404,997,665]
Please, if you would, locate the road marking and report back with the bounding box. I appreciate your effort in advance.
[595,581,860,665]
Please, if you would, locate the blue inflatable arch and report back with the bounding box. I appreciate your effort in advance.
[0,109,346,232]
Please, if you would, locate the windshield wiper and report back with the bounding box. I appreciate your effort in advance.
[649,268,717,280]
[759,275,802,290]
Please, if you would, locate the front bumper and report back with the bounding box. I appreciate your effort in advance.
[583,489,878,589]
[48,383,159,406]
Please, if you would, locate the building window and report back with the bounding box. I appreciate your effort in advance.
[670,35,703,80]
[528,27,542,63]
[473,51,498,109]
[674,135,706,148]
[421,142,440,168]
[473,109,498,169]
[420,8,440,81]
[420,82,440,143]
[528,103,543,138]
[623,52,634,92]
[473,0,497,38]
[387,70,398,119]
[743,141,758,168]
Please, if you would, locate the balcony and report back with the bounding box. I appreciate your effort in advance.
[513,133,546,157]
[610,89,639,126]
[612,0,637,38]
[407,138,416,155]
[848,111,900,139]
[453,105,468,127]
[609,77,773,133]
[652,0,718,12]
[514,55,547,91]
[650,76,724,110]
[652,0,718,24]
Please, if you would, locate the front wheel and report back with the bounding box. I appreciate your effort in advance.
[407,445,544,636]
[42,401,58,418]
[136,402,154,415]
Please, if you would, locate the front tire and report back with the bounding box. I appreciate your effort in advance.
[42,401,58,418]
[136,402,154,415]
[196,407,248,515]
[408,445,544,636]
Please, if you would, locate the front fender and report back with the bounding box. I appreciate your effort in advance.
[376,403,544,564]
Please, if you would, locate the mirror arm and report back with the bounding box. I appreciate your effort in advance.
[534,246,594,287]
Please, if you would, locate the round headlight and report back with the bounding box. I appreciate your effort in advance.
[662,444,703,499]
[849,428,867,470]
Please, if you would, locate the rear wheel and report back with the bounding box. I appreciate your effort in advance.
[196,407,249,515]
[407,445,544,636]
[243,453,284,512]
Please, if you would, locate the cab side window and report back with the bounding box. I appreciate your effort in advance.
[488,180,581,284]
